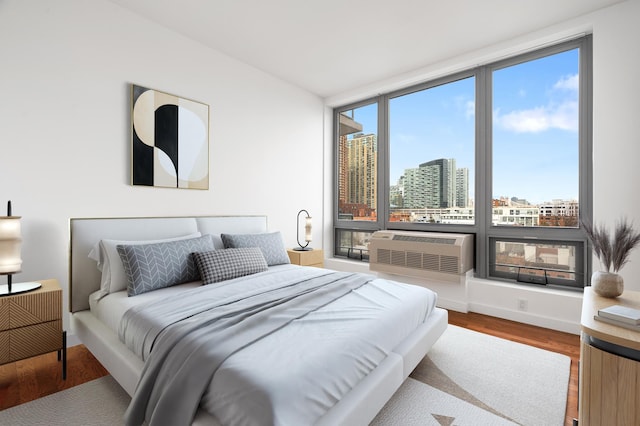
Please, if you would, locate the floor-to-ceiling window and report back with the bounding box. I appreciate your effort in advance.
[333,35,592,289]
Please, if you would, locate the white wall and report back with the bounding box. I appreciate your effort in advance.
[0,0,324,338]
[324,0,640,335]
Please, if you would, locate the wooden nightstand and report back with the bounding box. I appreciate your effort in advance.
[0,278,66,379]
[287,249,324,268]
[579,287,640,425]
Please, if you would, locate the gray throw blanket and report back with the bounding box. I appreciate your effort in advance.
[123,271,373,426]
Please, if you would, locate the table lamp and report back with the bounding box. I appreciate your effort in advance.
[294,209,313,251]
[0,201,41,296]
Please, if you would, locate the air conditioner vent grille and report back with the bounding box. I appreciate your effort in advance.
[378,248,391,264]
[423,253,439,271]
[440,255,460,274]
[391,250,405,265]
[373,250,463,273]
[392,235,456,244]
[406,251,422,269]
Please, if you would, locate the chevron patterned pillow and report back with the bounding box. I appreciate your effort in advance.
[221,231,290,266]
[117,235,215,296]
[192,247,268,284]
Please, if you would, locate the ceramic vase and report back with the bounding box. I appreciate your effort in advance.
[591,271,624,298]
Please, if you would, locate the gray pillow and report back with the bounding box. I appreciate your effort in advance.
[192,247,268,284]
[117,235,214,296]
[221,232,290,266]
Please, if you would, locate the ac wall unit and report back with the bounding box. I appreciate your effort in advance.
[369,230,473,280]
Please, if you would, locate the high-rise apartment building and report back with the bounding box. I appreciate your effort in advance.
[420,158,456,208]
[338,133,377,210]
[456,167,469,208]
[338,134,348,205]
[389,175,404,208]
[403,164,441,208]
[401,158,465,209]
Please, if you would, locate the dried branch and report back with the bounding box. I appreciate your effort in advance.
[581,217,640,273]
[612,218,640,272]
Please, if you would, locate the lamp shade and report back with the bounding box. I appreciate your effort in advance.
[304,216,312,243]
[0,216,22,274]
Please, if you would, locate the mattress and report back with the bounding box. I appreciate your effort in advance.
[90,265,438,425]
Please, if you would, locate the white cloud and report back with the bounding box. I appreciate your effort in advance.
[554,74,579,91]
[550,100,579,131]
[495,106,550,133]
[494,74,578,133]
[495,101,577,133]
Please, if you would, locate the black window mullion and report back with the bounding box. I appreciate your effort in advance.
[476,66,491,278]
[579,35,594,280]
[378,94,389,231]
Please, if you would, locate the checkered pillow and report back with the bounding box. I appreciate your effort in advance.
[192,247,268,284]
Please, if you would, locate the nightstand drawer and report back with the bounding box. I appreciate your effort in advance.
[0,281,62,331]
[9,320,63,362]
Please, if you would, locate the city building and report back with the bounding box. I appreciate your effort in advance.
[338,133,377,212]
[400,158,469,210]
[456,167,469,209]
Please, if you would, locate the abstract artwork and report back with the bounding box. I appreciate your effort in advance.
[131,85,209,189]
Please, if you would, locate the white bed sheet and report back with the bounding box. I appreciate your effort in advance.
[89,281,201,334]
[91,265,438,425]
[89,265,297,334]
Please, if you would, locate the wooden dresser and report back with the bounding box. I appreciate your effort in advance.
[579,287,640,425]
[0,279,66,378]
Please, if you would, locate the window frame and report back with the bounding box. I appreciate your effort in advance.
[333,35,592,289]
[334,98,384,235]
[489,237,586,289]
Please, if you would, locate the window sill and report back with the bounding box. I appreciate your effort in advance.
[325,257,371,273]
[469,276,585,297]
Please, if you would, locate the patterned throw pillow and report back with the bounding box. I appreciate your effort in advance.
[88,232,202,298]
[221,232,290,266]
[117,235,215,296]
[192,247,268,284]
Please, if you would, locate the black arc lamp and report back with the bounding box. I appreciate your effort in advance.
[294,209,313,251]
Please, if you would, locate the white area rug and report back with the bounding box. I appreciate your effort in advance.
[373,325,571,425]
[371,378,518,425]
[0,375,130,426]
[0,325,570,426]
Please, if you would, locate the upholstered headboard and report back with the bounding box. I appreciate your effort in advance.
[69,216,268,312]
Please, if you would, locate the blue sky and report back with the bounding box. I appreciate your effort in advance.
[348,48,579,206]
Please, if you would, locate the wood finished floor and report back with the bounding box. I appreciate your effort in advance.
[0,311,580,425]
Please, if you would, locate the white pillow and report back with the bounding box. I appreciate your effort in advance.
[88,232,202,299]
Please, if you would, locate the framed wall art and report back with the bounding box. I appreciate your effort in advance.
[131,84,209,189]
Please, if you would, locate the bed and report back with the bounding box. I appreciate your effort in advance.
[69,216,448,426]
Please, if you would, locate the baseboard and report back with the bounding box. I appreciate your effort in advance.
[469,302,580,334]
[67,333,82,347]
[436,297,469,313]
